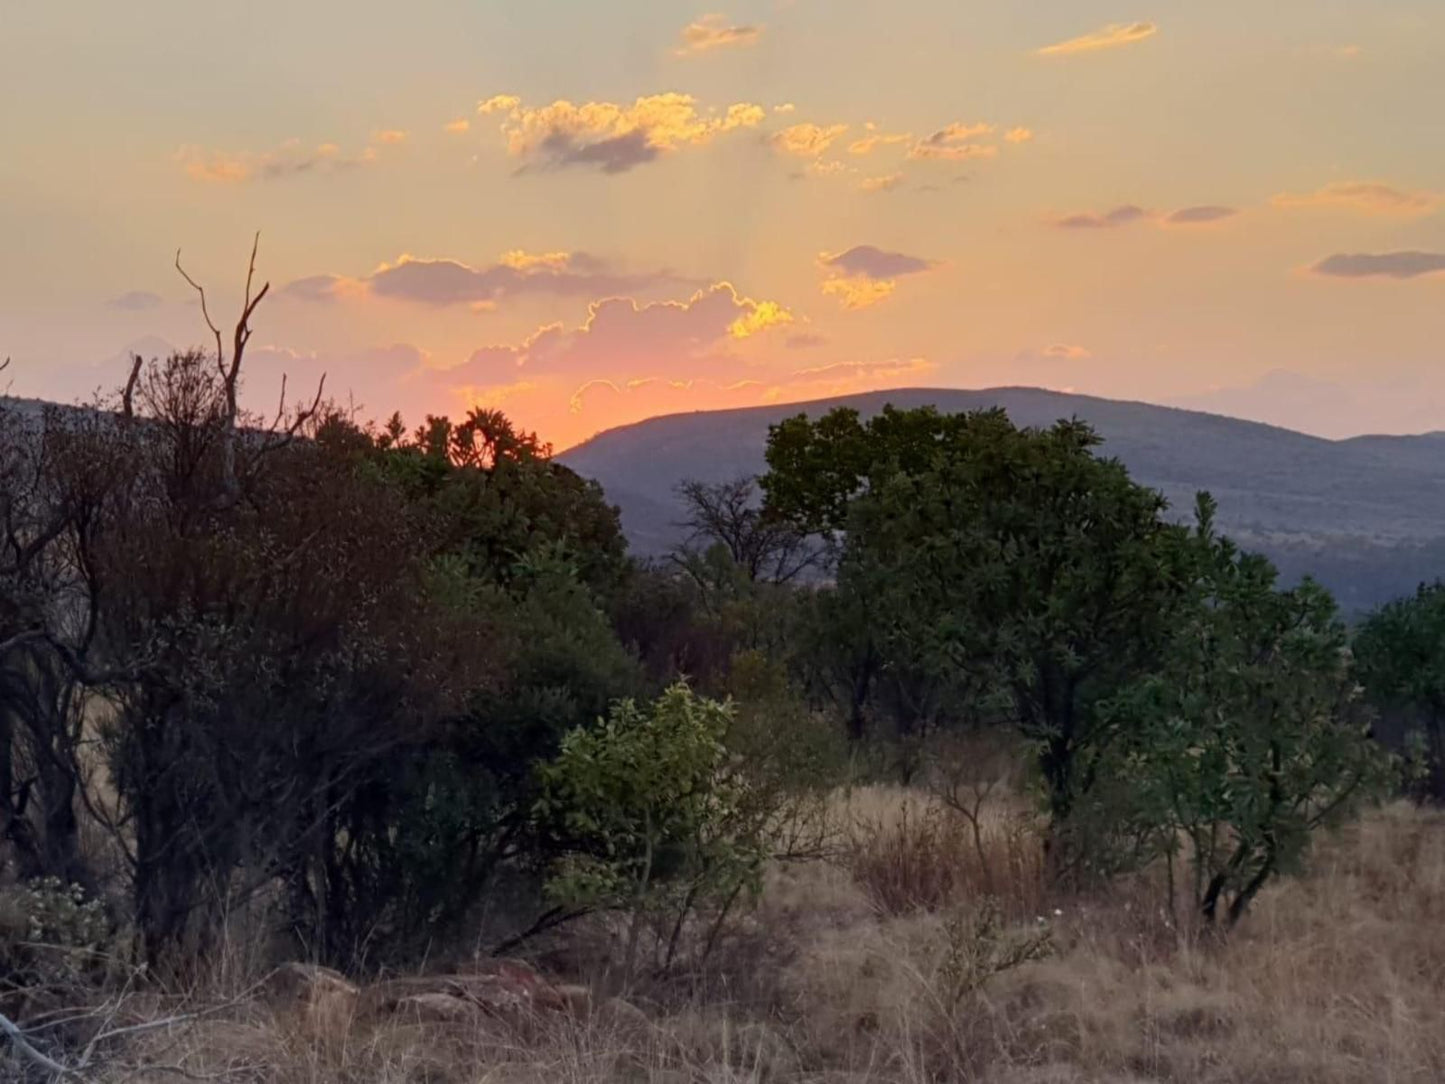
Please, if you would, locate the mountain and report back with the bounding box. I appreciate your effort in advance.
[559,386,1445,614]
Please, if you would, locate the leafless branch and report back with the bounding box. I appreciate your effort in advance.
[174,249,225,379]
[122,355,143,419]
[0,1008,77,1077]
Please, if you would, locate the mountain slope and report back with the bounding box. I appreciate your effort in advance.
[560,387,1445,612]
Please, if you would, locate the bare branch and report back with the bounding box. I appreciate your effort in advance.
[269,373,290,432]
[0,1008,79,1078]
[174,249,225,380]
[122,355,143,419]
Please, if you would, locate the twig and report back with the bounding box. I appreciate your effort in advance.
[122,356,143,419]
[174,250,225,378]
[0,1008,78,1078]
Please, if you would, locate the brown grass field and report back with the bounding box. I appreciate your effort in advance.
[10,792,1445,1083]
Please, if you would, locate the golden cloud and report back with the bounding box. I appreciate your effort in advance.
[821,277,896,309]
[858,172,905,194]
[1036,21,1158,56]
[178,139,379,183]
[1273,181,1440,216]
[675,14,764,55]
[908,142,997,162]
[848,124,913,156]
[477,92,766,172]
[771,122,850,157]
[908,122,999,161]
[1005,127,1034,143]
[444,118,471,134]
[372,129,408,144]
[728,298,794,338]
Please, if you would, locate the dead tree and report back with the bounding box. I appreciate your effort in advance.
[172,232,325,500]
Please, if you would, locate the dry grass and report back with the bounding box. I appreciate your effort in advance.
[10,800,1445,1083]
[841,784,1047,919]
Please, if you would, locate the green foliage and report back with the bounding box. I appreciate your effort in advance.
[0,878,112,993]
[769,405,1185,805]
[1354,581,1445,799]
[1090,496,1394,923]
[535,684,771,976]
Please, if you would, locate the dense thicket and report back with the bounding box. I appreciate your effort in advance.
[0,357,1422,997]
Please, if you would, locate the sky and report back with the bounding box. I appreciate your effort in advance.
[1,0,1442,447]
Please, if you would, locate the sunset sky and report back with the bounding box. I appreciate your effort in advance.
[2,1,1442,447]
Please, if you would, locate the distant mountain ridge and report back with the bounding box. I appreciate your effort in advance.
[559,386,1445,614]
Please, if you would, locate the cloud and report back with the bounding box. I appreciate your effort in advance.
[771,122,850,157]
[1018,343,1093,361]
[784,331,828,349]
[1309,252,1445,280]
[1036,21,1158,56]
[372,129,408,144]
[448,283,794,384]
[859,172,905,194]
[675,14,763,55]
[109,290,164,311]
[366,252,685,307]
[908,122,997,161]
[1273,181,1441,216]
[821,278,895,310]
[817,245,941,309]
[281,252,689,308]
[773,103,796,115]
[476,93,765,173]
[786,357,939,390]
[848,125,912,156]
[1055,204,1150,229]
[178,139,380,183]
[1005,127,1034,143]
[278,274,354,303]
[821,245,938,279]
[444,118,471,134]
[1164,205,1238,225]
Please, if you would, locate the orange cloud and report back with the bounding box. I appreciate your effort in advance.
[444,118,471,134]
[908,123,998,161]
[848,124,912,156]
[1036,21,1158,56]
[821,277,896,309]
[675,14,763,55]
[178,139,379,183]
[1005,127,1034,143]
[771,122,850,157]
[372,129,408,144]
[1041,344,1092,360]
[858,172,905,194]
[1273,181,1441,216]
[728,298,794,338]
[449,282,793,387]
[476,92,766,172]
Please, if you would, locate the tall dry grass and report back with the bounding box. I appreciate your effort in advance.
[9,799,1445,1083]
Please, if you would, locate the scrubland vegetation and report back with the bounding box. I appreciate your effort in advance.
[5,268,1445,1080]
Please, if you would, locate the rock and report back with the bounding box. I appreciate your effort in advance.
[265,962,359,1036]
[593,996,651,1038]
[554,983,594,1016]
[395,992,485,1025]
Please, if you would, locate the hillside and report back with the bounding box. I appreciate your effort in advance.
[560,386,1445,613]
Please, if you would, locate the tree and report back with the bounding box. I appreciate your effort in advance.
[766,405,1188,816]
[534,684,769,983]
[1354,582,1445,800]
[675,476,815,584]
[1093,496,1392,924]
